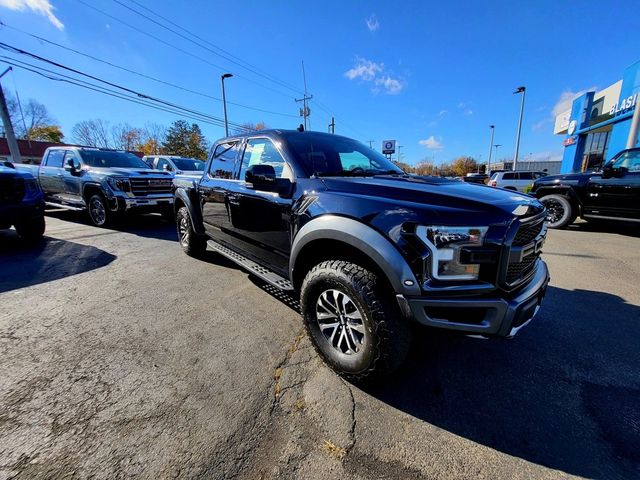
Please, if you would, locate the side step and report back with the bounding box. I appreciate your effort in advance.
[45,201,86,211]
[207,240,294,291]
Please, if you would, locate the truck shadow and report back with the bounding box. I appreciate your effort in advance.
[362,286,640,478]
[45,209,177,242]
[0,232,116,293]
[568,219,640,237]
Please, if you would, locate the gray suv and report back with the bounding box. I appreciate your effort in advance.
[22,147,174,227]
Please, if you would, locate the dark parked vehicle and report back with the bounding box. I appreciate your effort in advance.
[174,130,549,381]
[0,162,45,241]
[462,173,489,184]
[17,147,174,227]
[532,148,640,228]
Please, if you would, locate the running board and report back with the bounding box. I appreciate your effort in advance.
[207,240,294,291]
[45,201,85,211]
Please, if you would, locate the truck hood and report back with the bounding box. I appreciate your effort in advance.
[86,167,172,178]
[0,164,35,180]
[320,175,544,218]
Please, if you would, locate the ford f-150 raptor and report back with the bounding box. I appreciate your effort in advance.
[173,130,550,380]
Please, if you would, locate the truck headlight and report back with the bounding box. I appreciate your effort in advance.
[416,226,488,280]
[106,177,131,192]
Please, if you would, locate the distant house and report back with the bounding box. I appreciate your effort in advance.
[0,138,144,164]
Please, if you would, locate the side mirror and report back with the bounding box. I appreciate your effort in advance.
[601,164,613,179]
[162,164,172,171]
[614,166,628,178]
[245,164,277,190]
[64,158,81,174]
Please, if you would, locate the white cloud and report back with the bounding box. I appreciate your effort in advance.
[0,0,64,30]
[419,136,444,150]
[463,109,473,116]
[365,14,379,32]
[438,109,448,117]
[344,57,404,95]
[551,87,597,117]
[532,119,550,132]
[374,76,402,95]
[345,57,383,81]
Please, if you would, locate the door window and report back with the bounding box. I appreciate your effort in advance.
[502,172,516,180]
[209,141,239,179]
[157,158,172,171]
[238,138,286,181]
[44,149,65,167]
[611,150,640,172]
[519,172,533,180]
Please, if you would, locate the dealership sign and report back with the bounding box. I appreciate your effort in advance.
[382,140,396,154]
[563,136,577,147]
[610,94,637,116]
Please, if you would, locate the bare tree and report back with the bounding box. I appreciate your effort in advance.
[2,89,56,138]
[71,119,111,148]
[232,121,268,135]
[111,123,142,151]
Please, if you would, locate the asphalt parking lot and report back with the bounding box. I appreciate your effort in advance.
[1,212,639,480]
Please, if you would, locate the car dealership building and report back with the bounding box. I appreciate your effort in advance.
[555,59,639,173]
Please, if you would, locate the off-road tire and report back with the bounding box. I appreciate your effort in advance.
[87,193,112,228]
[300,260,411,383]
[177,206,206,258]
[539,194,576,229]
[14,215,45,242]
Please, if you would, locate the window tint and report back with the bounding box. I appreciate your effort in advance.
[239,138,286,181]
[519,172,533,180]
[209,141,239,179]
[157,158,171,171]
[44,149,65,168]
[502,172,516,180]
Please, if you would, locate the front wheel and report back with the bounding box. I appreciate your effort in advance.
[540,194,576,229]
[177,206,206,258]
[300,260,411,383]
[14,215,45,242]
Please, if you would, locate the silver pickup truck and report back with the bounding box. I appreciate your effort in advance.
[18,147,174,227]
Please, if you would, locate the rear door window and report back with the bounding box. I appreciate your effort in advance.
[209,141,239,179]
[44,149,65,168]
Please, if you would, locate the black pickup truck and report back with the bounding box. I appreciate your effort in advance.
[532,147,640,228]
[174,130,549,380]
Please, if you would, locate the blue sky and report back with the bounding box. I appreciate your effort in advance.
[0,0,638,166]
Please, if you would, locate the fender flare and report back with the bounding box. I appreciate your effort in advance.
[175,187,205,235]
[290,215,421,296]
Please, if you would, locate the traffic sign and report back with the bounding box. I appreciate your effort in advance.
[382,140,396,154]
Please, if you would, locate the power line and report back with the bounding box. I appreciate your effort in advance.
[117,0,303,96]
[0,43,255,130]
[0,22,299,119]
[74,0,297,100]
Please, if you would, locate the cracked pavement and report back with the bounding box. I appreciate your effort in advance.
[1,212,639,479]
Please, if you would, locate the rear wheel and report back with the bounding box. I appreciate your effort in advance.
[14,215,45,242]
[177,206,206,258]
[87,193,112,228]
[540,194,575,229]
[300,260,411,383]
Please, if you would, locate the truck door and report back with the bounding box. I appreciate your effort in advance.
[200,140,241,241]
[38,149,66,203]
[586,150,640,220]
[226,137,294,275]
[60,150,85,207]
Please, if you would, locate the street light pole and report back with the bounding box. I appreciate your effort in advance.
[513,86,526,171]
[221,73,233,137]
[487,125,495,174]
[493,144,502,170]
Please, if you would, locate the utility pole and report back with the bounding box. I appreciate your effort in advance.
[367,140,374,149]
[295,61,312,130]
[328,116,335,134]
[626,94,640,149]
[0,67,21,164]
[513,86,526,170]
[396,145,404,163]
[493,144,502,170]
[487,125,495,174]
[221,73,233,137]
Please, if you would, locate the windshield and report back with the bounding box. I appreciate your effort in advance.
[172,158,205,171]
[284,132,404,177]
[79,150,150,169]
[610,149,640,172]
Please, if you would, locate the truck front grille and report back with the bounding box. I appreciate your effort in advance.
[503,213,547,288]
[0,177,25,204]
[129,178,172,197]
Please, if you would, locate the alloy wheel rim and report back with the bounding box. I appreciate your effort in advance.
[90,198,106,225]
[543,199,564,224]
[179,216,190,245]
[315,289,366,355]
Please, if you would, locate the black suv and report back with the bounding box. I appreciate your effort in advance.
[532,148,640,228]
[174,130,549,381]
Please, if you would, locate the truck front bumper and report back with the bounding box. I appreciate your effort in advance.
[109,195,174,213]
[397,260,549,338]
